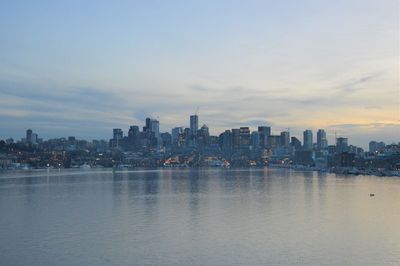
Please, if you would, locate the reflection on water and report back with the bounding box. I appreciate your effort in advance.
[0,168,399,265]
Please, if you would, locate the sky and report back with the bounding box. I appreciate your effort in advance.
[0,0,399,149]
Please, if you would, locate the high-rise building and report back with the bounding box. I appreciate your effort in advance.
[113,128,123,140]
[112,128,123,148]
[160,132,172,147]
[143,118,160,139]
[172,127,183,143]
[280,131,290,147]
[336,137,348,153]
[303,130,313,150]
[128,125,140,149]
[258,126,271,148]
[31,133,38,144]
[369,141,385,153]
[198,124,210,147]
[199,124,209,136]
[190,115,198,134]
[221,130,232,158]
[251,131,260,150]
[177,132,186,147]
[231,129,241,154]
[26,129,33,143]
[150,120,160,139]
[290,137,302,149]
[267,135,281,149]
[239,127,251,155]
[317,129,328,149]
[369,141,377,153]
[144,118,152,132]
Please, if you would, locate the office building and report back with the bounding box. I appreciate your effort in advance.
[239,127,251,155]
[258,126,271,148]
[336,137,348,153]
[280,131,290,147]
[303,130,313,150]
[251,131,260,150]
[172,127,183,143]
[317,129,328,149]
[26,129,33,143]
[190,115,198,134]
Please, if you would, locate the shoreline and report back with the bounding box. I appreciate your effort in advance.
[1,164,399,177]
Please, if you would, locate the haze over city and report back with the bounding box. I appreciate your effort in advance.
[0,0,399,148]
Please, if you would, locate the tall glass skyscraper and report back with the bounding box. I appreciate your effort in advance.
[303,129,313,150]
[317,129,328,149]
[190,115,198,134]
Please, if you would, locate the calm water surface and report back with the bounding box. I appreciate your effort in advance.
[0,168,399,265]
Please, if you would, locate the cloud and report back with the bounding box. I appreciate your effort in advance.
[0,80,142,138]
[364,106,382,110]
[328,122,399,130]
[0,70,397,147]
[334,72,382,95]
[190,84,210,92]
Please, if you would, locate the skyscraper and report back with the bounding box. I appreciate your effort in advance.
[317,129,328,149]
[150,119,160,139]
[26,129,33,143]
[190,115,198,134]
[221,130,232,158]
[231,129,241,154]
[290,137,302,149]
[143,118,160,139]
[369,141,385,153]
[267,135,281,149]
[280,131,290,147]
[239,127,251,155]
[112,128,123,148]
[258,126,271,149]
[171,127,183,143]
[144,118,152,132]
[113,128,123,140]
[251,131,260,150]
[128,125,140,149]
[303,129,313,150]
[336,137,348,153]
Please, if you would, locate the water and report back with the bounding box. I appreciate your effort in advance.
[0,168,399,265]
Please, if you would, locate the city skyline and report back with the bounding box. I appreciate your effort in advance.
[3,112,398,172]
[4,113,396,151]
[0,1,399,148]
[1,2,400,265]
